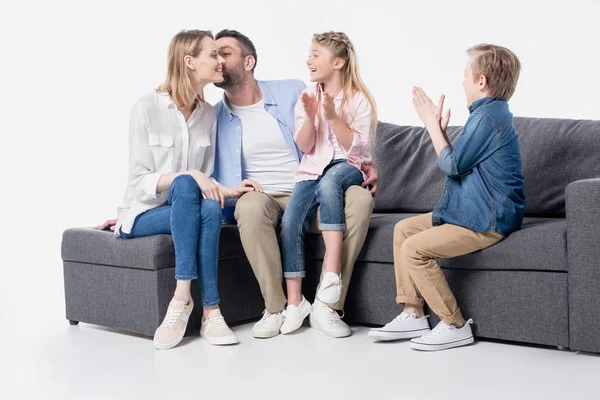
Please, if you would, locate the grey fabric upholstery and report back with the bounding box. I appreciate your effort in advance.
[62,225,246,271]
[373,118,600,217]
[63,257,264,337]
[307,214,567,272]
[516,118,600,216]
[566,178,600,352]
[372,123,460,213]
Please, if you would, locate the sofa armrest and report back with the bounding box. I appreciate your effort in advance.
[566,178,600,352]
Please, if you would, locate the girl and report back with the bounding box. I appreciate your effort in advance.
[279,32,377,334]
[115,30,260,349]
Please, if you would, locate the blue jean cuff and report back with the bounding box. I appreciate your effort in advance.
[283,271,306,278]
[202,299,220,307]
[175,275,197,280]
[318,223,345,231]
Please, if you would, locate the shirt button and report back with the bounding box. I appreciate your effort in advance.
[236,173,240,177]
[237,126,240,130]
[236,150,240,154]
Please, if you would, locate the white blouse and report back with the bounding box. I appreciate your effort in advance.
[116,91,217,235]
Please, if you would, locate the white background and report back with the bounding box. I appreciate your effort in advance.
[1,0,599,397]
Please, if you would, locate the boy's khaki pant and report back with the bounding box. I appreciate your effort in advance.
[394,213,503,325]
[234,186,373,313]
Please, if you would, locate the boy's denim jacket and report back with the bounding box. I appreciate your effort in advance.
[433,97,526,237]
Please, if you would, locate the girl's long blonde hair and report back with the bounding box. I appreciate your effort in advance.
[157,30,213,108]
[313,31,377,135]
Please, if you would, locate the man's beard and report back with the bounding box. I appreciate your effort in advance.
[214,62,244,92]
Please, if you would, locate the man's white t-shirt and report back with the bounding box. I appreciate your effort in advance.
[231,100,297,194]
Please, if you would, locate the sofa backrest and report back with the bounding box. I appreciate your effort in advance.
[373,117,600,217]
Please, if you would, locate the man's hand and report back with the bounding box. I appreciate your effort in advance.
[95,219,117,232]
[222,179,263,199]
[361,163,378,196]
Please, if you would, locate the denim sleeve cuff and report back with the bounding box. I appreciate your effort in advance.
[438,145,455,176]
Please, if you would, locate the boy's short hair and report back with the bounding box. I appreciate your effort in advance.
[467,44,521,101]
[215,29,258,72]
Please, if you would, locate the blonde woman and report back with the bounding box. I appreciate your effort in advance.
[279,32,377,334]
[115,30,260,349]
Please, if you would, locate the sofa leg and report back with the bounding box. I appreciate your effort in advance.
[557,345,569,351]
[68,320,79,326]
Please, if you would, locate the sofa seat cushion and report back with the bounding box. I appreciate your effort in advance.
[61,224,247,271]
[306,214,567,272]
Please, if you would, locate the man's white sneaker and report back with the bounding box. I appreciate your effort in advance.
[368,312,431,341]
[317,272,342,304]
[309,299,351,338]
[409,319,474,351]
[200,309,238,345]
[252,310,285,338]
[280,297,312,334]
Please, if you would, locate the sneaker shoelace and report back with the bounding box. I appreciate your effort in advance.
[317,303,342,326]
[261,310,281,327]
[392,312,412,323]
[210,315,228,330]
[164,307,184,328]
[423,322,451,340]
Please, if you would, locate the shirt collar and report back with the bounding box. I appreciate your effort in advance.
[157,91,177,109]
[468,97,494,113]
[221,80,275,119]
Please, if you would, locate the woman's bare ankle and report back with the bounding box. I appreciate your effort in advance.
[202,305,219,322]
[172,292,191,304]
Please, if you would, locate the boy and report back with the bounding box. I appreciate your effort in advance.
[369,44,526,351]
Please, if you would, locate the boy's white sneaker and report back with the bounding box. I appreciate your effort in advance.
[409,319,474,351]
[368,312,430,341]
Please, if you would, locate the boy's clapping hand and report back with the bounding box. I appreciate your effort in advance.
[412,87,451,134]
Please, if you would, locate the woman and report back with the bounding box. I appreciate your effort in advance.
[113,30,261,349]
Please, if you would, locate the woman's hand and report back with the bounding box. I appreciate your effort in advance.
[188,170,224,207]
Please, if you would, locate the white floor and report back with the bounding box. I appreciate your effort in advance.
[1,254,598,400]
[3,314,599,400]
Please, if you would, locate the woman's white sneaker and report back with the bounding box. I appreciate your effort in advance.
[200,309,238,345]
[280,297,312,334]
[368,312,431,341]
[317,272,342,304]
[153,298,194,350]
[409,319,474,351]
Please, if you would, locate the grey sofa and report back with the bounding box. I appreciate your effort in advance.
[62,117,600,353]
